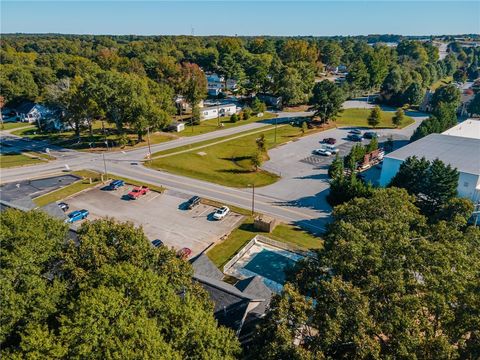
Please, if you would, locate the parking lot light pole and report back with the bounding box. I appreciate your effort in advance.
[146,126,152,161]
[274,117,277,143]
[102,152,108,183]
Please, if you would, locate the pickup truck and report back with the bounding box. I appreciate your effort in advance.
[127,186,149,200]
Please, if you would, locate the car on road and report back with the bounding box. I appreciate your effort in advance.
[128,186,149,200]
[347,134,363,142]
[321,144,339,154]
[58,202,69,212]
[187,196,201,209]
[313,148,332,156]
[108,179,125,190]
[213,206,230,220]
[363,131,378,139]
[177,247,192,259]
[321,137,337,145]
[152,239,164,248]
[65,209,89,223]
[349,129,362,135]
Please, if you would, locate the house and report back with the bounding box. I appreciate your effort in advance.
[15,102,47,123]
[257,93,282,109]
[200,103,236,120]
[379,119,480,205]
[206,73,238,94]
[191,254,272,342]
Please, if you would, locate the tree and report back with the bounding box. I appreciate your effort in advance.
[402,82,424,105]
[254,188,480,359]
[230,113,238,123]
[328,153,344,179]
[310,80,344,124]
[365,136,378,153]
[276,66,310,106]
[392,107,405,127]
[251,151,263,171]
[256,133,266,152]
[1,212,241,359]
[467,92,480,116]
[367,106,381,128]
[180,63,207,125]
[453,69,467,83]
[389,156,460,218]
[0,64,39,104]
[301,121,308,135]
[346,60,370,91]
[320,41,344,68]
[327,174,374,206]
[431,84,461,112]
[251,97,267,114]
[243,106,252,120]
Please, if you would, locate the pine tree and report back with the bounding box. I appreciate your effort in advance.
[392,107,405,128]
[367,106,381,128]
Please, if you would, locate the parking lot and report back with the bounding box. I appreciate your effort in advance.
[65,185,244,257]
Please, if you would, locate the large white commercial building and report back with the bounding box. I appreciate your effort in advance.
[379,119,480,204]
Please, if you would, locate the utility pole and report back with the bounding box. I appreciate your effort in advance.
[217,102,220,127]
[146,126,152,161]
[102,152,108,183]
[249,183,255,216]
[274,117,277,143]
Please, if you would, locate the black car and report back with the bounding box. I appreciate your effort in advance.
[349,129,362,135]
[363,131,378,139]
[347,134,363,142]
[152,239,164,248]
[187,196,201,209]
[58,202,69,212]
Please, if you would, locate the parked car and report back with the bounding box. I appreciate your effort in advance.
[177,247,192,260]
[128,186,149,200]
[313,148,332,156]
[108,179,125,190]
[347,134,363,142]
[58,202,69,212]
[363,131,378,139]
[65,209,89,223]
[321,144,339,154]
[213,206,230,220]
[349,129,362,135]
[187,196,201,209]
[321,137,337,145]
[152,239,164,248]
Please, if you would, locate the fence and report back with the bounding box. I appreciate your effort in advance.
[222,235,314,273]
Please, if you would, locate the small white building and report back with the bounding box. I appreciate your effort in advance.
[379,119,480,204]
[200,103,237,121]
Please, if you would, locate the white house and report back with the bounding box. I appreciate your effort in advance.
[207,73,238,93]
[200,103,237,120]
[379,119,480,204]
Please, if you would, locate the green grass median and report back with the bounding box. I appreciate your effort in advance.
[336,108,414,128]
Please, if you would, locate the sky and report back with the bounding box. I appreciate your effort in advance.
[1,1,479,36]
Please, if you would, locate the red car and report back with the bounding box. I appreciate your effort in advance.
[128,186,149,200]
[177,247,192,260]
[322,137,336,145]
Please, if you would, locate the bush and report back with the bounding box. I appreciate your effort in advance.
[251,98,267,114]
[243,107,252,120]
[230,113,239,123]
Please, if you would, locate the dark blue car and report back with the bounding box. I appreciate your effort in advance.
[108,179,125,190]
[65,209,89,223]
[347,134,363,142]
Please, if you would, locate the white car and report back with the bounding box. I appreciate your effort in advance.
[213,206,230,220]
[322,144,339,154]
[313,148,332,156]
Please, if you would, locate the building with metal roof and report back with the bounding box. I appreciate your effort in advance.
[379,131,480,204]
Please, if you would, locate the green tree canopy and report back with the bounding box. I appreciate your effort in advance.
[310,80,345,123]
[1,212,240,359]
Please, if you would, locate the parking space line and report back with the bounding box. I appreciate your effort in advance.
[147,193,161,202]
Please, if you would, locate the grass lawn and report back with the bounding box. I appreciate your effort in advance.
[335,108,415,129]
[148,123,317,188]
[430,76,453,91]
[181,113,276,137]
[207,217,323,268]
[12,121,174,152]
[33,170,165,207]
[0,153,44,168]
[1,122,33,131]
